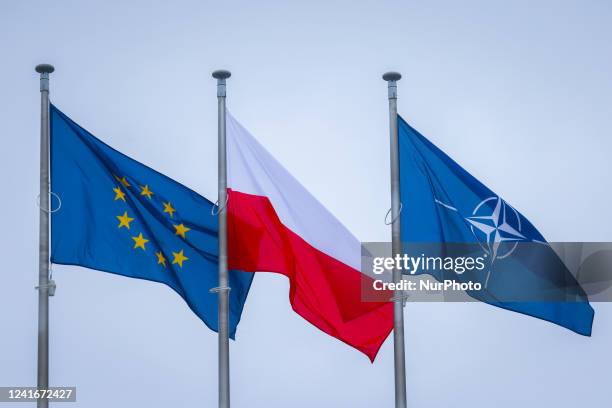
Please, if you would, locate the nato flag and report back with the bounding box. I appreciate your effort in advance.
[50,104,253,337]
[398,115,594,335]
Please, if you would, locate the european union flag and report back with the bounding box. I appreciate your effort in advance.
[50,104,253,337]
[398,115,594,335]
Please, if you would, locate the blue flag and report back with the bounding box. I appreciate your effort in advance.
[50,104,253,337]
[398,115,594,335]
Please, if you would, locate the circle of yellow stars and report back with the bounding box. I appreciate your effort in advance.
[112,174,191,269]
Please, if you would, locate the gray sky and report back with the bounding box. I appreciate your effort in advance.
[1,0,611,406]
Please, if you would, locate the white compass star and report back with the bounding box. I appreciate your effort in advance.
[466,197,525,260]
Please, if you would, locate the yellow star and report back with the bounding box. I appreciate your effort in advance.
[114,175,130,188]
[140,185,154,199]
[172,249,189,267]
[163,202,176,218]
[116,211,134,229]
[132,233,149,250]
[173,223,191,239]
[113,186,126,202]
[156,251,167,267]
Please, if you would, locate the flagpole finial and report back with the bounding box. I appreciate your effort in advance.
[35,64,55,74]
[382,71,401,82]
[212,70,231,80]
[383,72,401,99]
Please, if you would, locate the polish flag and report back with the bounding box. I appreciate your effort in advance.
[226,113,393,361]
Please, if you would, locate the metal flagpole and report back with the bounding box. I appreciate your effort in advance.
[383,71,407,408]
[212,69,232,408]
[35,63,55,408]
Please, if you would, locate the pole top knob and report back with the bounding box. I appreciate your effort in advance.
[212,70,231,79]
[382,71,401,81]
[35,64,55,74]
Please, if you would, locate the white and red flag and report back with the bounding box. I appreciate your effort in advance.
[226,113,393,361]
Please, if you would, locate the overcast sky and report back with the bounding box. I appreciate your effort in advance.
[1,1,611,407]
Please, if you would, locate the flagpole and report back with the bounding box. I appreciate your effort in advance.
[213,69,231,408]
[35,63,54,408]
[383,71,407,408]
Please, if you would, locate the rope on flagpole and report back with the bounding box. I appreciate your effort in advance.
[211,194,229,216]
[37,191,62,213]
[384,202,403,225]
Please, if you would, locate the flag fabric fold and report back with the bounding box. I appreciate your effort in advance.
[50,104,253,337]
[225,112,393,361]
[398,114,594,335]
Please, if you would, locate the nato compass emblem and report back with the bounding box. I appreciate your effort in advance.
[434,196,529,287]
[466,196,526,262]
